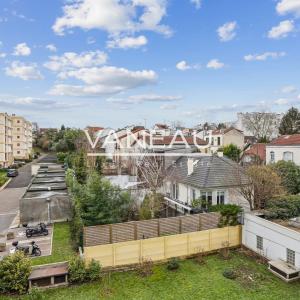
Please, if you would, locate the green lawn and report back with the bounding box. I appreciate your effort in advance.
[2,251,300,300]
[0,170,8,187]
[31,222,74,266]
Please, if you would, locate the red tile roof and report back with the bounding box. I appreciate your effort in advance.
[150,136,207,146]
[86,126,104,133]
[269,134,300,146]
[155,124,169,129]
[244,143,266,162]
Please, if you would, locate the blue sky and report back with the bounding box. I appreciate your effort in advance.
[0,0,300,128]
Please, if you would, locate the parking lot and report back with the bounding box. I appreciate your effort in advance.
[1,225,53,258]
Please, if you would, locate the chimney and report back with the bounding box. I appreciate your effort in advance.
[187,158,194,175]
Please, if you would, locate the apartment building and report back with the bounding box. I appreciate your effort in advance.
[0,113,13,167]
[11,114,33,160]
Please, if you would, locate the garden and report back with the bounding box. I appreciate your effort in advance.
[1,251,300,300]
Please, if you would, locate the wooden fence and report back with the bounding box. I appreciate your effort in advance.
[84,213,220,246]
[84,225,241,268]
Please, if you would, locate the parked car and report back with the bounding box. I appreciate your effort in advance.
[7,169,18,177]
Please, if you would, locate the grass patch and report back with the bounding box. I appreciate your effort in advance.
[31,222,74,266]
[1,251,300,300]
[0,170,8,187]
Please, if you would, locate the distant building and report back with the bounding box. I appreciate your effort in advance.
[0,113,13,167]
[266,134,300,165]
[11,114,33,160]
[153,124,171,136]
[233,112,283,139]
[241,143,266,165]
[199,127,244,153]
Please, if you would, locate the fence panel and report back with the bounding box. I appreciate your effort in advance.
[84,225,242,268]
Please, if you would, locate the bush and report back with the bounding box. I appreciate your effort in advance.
[0,251,31,294]
[68,256,101,284]
[28,287,45,300]
[137,258,154,277]
[68,256,87,284]
[223,269,236,280]
[167,258,180,271]
[265,195,300,220]
[57,152,68,163]
[210,204,242,227]
[86,259,102,281]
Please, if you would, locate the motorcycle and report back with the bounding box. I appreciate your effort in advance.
[10,241,42,257]
[25,223,49,238]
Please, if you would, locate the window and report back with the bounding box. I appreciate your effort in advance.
[200,191,212,208]
[287,249,295,266]
[17,151,20,154]
[17,120,20,123]
[217,191,225,205]
[256,236,263,250]
[283,151,293,162]
[270,151,275,163]
[17,136,20,139]
[17,128,20,131]
[217,137,221,146]
[172,183,179,199]
[191,189,196,201]
[17,143,20,146]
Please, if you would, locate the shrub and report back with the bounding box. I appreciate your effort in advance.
[265,195,300,220]
[210,204,242,227]
[86,259,102,281]
[223,269,236,280]
[28,287,45,300]
[57,152,68,163]
[68,256,86,284]
[0,251,31,294]
[167,258,180,271]
[137,258,154,277]
[68,256,101,284]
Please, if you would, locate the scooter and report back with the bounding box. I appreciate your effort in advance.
[10,241,42,256]
[25,223,48,238]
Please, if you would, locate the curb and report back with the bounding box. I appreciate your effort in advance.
[0,178,12,192]
[9,211,20,229]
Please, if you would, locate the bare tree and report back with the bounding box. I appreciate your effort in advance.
[137,151,167,218]
[237,165,285,210]
[242,112,279,140]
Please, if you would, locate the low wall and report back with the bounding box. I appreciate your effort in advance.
[84,225,241,268]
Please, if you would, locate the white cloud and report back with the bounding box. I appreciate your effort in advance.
[46,44,57,52]
[206,59,225,69]
[268,20,294,39]
[244,51,286,61]
[53,0,171,37]
[107,35,148,49]
[190,0,202,9]
[160,104,178,110]
[0,97,81,110]
[217,21,237,42]
[5,61,43,80]
[176,60,200,71]
[107,94,181,104]
[274,98,289,105]
[0,53,6,58]
[13,42,31,56]
[281,85,297,93]
[49,66,157,96]
[276,0,300,17]
[44,50,108,72]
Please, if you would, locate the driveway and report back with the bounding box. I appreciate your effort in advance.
[0,155,47,233]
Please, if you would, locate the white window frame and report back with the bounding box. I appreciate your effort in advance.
[270,151,275,163]
[287,248,295,266]
[256,236,263,250]
[217,191,225,205]
[283,151,293,162]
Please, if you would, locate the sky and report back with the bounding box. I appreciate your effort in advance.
[0,0,300,128]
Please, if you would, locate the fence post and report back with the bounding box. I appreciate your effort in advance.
[187,234,190,255]
[109,224,113,244]
[140,239,143,262]
[164,237,166,260]
[179,218,182,234]
[113,244,116,267]
[227,226,230,246]
[134,223,138,240]
[199,215,202,231]
[208,229,211,250]
[157,219,160,236]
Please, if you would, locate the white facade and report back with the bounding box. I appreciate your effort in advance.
[243,214,300,268]
[266,145,300,165]
[0,113,13,167]
[163,180,250,212]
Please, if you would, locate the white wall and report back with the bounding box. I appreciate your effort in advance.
[243,214,300,267]
[266,145,300,165]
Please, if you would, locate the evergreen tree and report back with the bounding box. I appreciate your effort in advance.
[279,107,300,135]
[223,144,241,162]
[74,151,87,184]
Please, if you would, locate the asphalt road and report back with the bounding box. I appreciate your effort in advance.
[0,155,47,233]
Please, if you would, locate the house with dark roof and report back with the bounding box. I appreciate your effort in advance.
[199,127,245,153]
[266,134,300,165]
[163,154,250,214]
